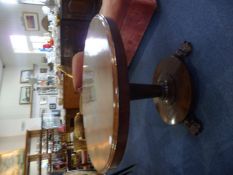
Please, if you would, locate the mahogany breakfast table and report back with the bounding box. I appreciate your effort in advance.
[81,14,200,173]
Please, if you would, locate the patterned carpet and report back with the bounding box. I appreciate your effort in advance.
[108,0,233,174]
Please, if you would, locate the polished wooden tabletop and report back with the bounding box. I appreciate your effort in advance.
[81,14,130,173]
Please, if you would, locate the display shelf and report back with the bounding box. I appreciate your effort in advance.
[30,63,64,119]
[24,129,67,175]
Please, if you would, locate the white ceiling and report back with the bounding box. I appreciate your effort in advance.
[0,3,47,67]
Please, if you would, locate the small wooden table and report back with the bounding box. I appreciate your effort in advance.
[81,14,130,173]
[81,14,199,173]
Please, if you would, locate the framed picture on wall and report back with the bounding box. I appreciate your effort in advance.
[40,68,48,73]
[40,96,48,105]
[49,103,56,110]
[19,86,32,104]
[38,87,58,95]
[20,70,33,83]
[23,12,39,31]
[42,116,61,129]
[51,110,61,117]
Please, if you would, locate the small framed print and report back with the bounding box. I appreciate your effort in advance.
[40,68,47,73]
[38,87,58,95]
[40,96,48,105]
[23,12,39,31]
[51,110,61,117]
[19,86,32,104]
[20,70,33,83]
[49,103,56,109]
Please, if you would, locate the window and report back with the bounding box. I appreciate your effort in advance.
[10,35,51,53]
[30,36,50,52]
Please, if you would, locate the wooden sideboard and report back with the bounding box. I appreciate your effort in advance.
[63,75,79,109]
[61,0,101,131]
[61,0,102,20]
[61,0,102,68]
[63,75,79,132]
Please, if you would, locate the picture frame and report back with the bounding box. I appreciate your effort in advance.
[23,12,39,31]
[38,87,58,95]
[20,70,33,83]
[19,86,32,104]
[40,68,48,73]
[42,116,61,129]
[40,96,48,105]
[51,110,61,117]
[49,103,56,110]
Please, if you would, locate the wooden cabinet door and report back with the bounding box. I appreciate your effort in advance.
[61,0,102,20]
[63,75,80,109]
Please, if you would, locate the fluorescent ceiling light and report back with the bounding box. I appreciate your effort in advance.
[42,6,50,15]
[10,35,29,53]
[0,0,17,4]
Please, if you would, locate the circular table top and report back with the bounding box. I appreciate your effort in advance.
[81,14,130,173]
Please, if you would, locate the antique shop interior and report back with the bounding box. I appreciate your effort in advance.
[1,0,233,175]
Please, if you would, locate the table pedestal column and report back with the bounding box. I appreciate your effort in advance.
[130,84,165,100]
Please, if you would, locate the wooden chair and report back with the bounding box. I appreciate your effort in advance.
[72,1,157,91]
[100,0,157,64]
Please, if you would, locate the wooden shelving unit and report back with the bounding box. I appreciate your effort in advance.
[24,129,67,175]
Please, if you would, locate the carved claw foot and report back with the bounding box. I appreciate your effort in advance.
[184,113,202,135]
[174,41,192,60]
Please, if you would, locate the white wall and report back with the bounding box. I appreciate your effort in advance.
[0,135,25,153]
[0,65,42,137]
[0,65,33,119]
[0,117,41,137]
